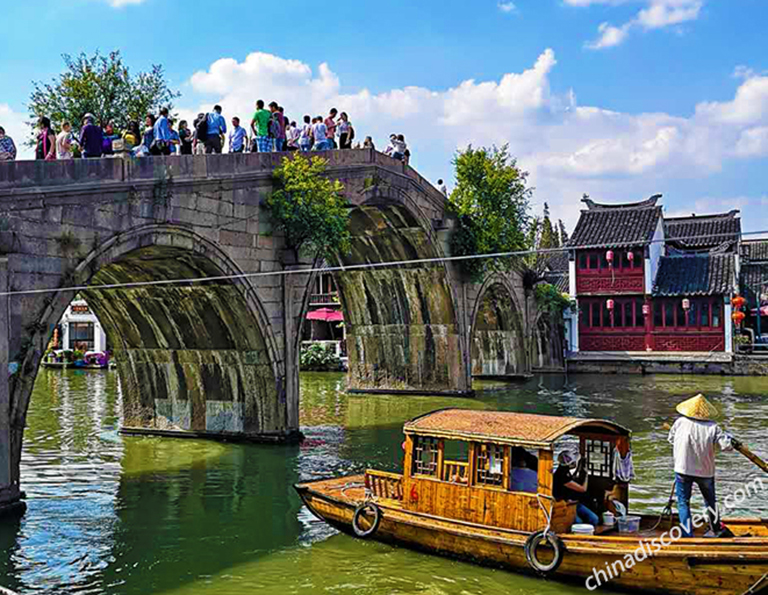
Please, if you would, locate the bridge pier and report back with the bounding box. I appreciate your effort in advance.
[0,258,23,515]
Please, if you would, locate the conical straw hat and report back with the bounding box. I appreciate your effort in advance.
[676,394,719,421]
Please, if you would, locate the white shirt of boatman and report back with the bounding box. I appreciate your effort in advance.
[668,417,733,478]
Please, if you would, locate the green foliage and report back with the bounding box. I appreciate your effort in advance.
[448,145,531,280]
[534,283,573,322]
[266,155,351,261]
[27,50,180,142]
[300,343,342,371]
[539,203,559,250]
[558,219,569,247]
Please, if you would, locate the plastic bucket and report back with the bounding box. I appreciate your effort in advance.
[602,512,615,526]
[618,515,641,533]
[572,523,595,535]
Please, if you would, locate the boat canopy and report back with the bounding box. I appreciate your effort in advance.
[404,409,630,450]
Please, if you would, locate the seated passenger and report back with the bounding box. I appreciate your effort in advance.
[553,450,599,527]
[510,448,538,493]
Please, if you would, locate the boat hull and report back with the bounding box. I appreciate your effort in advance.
[295,476,768,595]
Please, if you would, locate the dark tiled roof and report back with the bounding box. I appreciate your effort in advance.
[544,272,570,294]
[569,197,662,249]
[664,211,741,250]
[653,254,735,297]
[544,251,569,273]
[740,263,768,306]
[742,240,768,262]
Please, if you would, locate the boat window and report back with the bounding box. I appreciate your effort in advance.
[584,438,613,478]
[442,440,469,484]
[475,443,505,487]
[412,436,439,477]
[509,447,539,493]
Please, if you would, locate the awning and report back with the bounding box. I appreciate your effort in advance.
[306,308,344,322]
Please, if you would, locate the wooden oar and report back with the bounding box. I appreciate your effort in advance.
[733,440,768,475]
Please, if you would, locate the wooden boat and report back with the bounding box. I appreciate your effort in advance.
[42,349,75,369]
[295,409,768,595]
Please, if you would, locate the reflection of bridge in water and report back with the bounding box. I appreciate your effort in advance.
[0,150,557,511]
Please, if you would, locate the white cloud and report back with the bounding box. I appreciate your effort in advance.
[498,1,517,13]
[580,0,703,49]
[586,22,632,49]
[180,50,768,231]
[735,127,768,157]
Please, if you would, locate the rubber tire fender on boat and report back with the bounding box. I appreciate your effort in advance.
[352,502,381,538]
[524,530,564,574]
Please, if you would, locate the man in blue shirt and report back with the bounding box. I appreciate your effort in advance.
[228,117,248,153]
[205,105,227,154]
[152,108,172,156]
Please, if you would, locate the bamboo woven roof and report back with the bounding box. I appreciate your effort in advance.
[404,409,630,449]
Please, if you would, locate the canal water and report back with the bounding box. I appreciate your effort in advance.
[1,370,768,594]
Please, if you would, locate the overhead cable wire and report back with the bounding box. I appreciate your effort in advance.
[1,228,767,298]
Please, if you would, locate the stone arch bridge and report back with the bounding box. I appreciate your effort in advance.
[0,150,554,510]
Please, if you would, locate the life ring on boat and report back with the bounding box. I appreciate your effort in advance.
[524,530,564,574]
[352,502,381,538]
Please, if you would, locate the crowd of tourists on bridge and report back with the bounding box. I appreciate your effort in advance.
[0,102,411,163]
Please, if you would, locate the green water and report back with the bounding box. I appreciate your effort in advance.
[2,370,768,594]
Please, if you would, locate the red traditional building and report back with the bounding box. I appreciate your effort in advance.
[566,196,739,354]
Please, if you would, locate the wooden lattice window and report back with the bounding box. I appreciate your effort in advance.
[584,439,613,478]
[413,436,439,476]
[475,443,505,487]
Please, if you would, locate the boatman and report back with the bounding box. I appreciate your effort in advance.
[668,394,736,538]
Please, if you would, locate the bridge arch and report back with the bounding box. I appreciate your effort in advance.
[294,183,470,396]
[469,274,528,378]
[8,224,288,493]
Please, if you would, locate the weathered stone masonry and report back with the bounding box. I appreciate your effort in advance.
[0,150,542,510]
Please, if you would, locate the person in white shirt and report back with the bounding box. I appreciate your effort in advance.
[668,394,736,537]
[56,122,76,160]
[311,116,329,151]
[299,115,312,152]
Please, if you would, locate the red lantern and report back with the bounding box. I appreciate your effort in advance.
[642,304,650,316]
[606,250,614,264]
[607,299,615,311]
[682,298,690,311]
[732,311,746,324]
[627,251,635,262]
[732,296,746,309]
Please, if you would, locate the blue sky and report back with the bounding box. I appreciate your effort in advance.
[1,0,767,233]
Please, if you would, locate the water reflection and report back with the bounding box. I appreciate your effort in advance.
[1,370,767,594]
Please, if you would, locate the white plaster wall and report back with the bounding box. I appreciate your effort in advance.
[569,258,577,297]
[61,301,108,352]
[725,301,733,354]
[570,301,580,352]
[646,217,665,294]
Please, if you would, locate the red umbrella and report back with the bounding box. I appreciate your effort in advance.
[306,308,344,322]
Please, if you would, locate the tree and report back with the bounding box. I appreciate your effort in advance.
[27,51,180,140]
[539,202,559,250]
[448,145,532,280]
[558,219,569,247]
[266,155,351,262]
